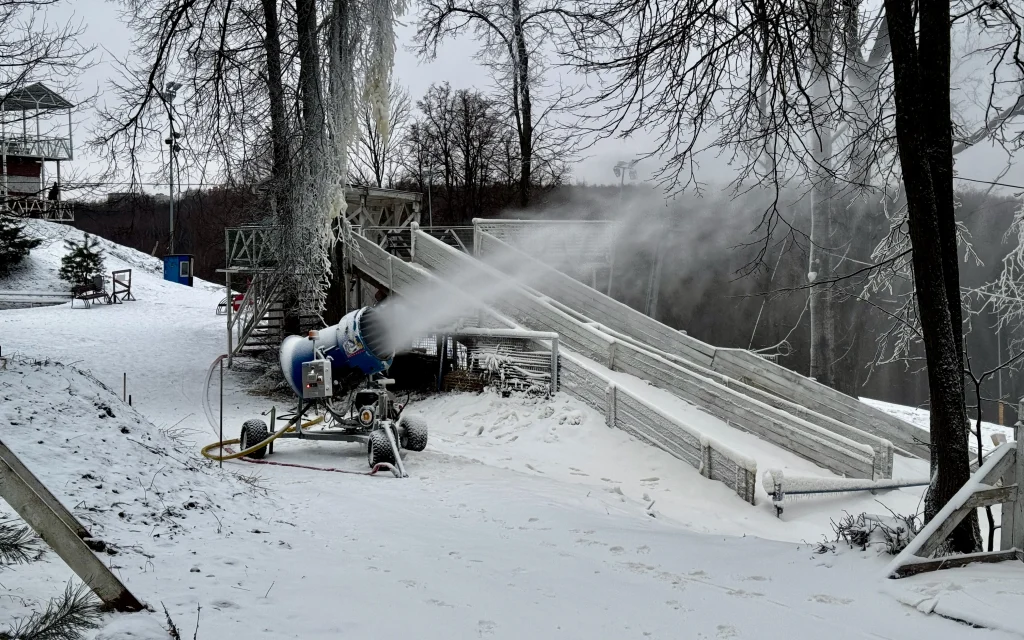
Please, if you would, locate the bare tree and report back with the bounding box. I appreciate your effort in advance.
[414,0,580,206]
[351,80,411,188]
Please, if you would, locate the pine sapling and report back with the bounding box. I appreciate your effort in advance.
[0,215,41,277]
[58,234,105,288]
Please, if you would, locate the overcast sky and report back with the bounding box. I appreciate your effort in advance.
[48,1,1024,199]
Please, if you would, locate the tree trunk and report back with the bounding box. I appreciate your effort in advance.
[808,0,835,387]
[260,0,289,220]
[296,0,322,135]
[884,0,979,553]
[511,0,532,207]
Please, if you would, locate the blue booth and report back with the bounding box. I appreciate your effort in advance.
[163,254,195,286]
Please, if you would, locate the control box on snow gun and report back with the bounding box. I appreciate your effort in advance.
[280,306,393,399]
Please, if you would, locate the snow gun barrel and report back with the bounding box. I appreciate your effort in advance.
[279,306,393,396]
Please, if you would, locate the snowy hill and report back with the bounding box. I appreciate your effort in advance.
[0,218,221,294]
[0,220,1014,639]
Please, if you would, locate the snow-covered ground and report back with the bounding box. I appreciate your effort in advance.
[864,397,1017,458]
[1,220,1020,638]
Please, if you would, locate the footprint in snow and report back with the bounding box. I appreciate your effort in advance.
[478,620,497,637]
[808,594,852,605]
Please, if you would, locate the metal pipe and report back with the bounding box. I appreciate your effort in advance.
[219,358,224,468]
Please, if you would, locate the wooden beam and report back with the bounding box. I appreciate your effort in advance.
[0,454,144,611]
[981,447,1017,485]
[1002,450,1017,552]
[890,549,1022,579]
[963,485,1017,510]
[0,439,90,538]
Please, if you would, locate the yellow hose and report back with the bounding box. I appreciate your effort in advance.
[202,406,324,462]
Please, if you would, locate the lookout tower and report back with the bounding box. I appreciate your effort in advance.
[0,82,74,221]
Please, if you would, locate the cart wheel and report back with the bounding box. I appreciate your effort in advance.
[240,419,270,459]
[367,429,397,468]
[398,414,428,452]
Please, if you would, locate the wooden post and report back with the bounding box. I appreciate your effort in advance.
[225,271,233,367]
[0,449,143,611]
[1011,424,1024,550]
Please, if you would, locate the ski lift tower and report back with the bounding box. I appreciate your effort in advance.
[0,82,74,221]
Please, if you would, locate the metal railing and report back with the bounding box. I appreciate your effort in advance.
[0,197,73,221]
[227,269,287,361]
[225,225,281,271]
[0,136,72,160]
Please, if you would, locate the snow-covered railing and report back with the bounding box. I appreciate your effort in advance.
[560,353,757,504]
[552,307,894,478]
[885,437,1023,579]
[472,218,617,270]
[474,227,714,366]
[420,230,881,479]
[711,349,929,460]
[474,227,924,461]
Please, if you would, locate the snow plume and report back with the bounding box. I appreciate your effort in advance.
[286,0,405,317]
[374,232,555,353]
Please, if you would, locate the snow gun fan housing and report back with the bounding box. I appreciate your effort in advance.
[280,306,393,396]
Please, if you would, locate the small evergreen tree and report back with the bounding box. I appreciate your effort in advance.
[58,234,105,287]
[0,215,41,277]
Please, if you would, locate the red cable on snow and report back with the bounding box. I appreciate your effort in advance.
[238,456,400,477]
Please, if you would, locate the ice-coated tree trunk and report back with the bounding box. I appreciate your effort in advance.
[884,0,979,553]
[511,0,533,208]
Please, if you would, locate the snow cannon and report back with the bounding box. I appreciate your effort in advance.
[279,306,393,397]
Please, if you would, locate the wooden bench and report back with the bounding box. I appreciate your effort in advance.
[111,269,135,303]
[71,275,110,308]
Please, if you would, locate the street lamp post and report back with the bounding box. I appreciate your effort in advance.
[161,82,182,254]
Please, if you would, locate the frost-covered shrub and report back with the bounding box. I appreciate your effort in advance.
[829,510,922,555]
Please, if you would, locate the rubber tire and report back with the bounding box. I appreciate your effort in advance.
[240,419,270,459]
[399,414,428,452]
[367,429,397,468]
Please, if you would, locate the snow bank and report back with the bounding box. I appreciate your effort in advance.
[0,357,253,628]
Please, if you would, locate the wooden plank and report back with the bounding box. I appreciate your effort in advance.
[963,485,1017,510]
[0,455,144,611]
[0,439,90,538]
[914,450,1018,559]
[890,550,1021,579]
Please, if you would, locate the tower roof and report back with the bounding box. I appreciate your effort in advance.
[0,82,73,111]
